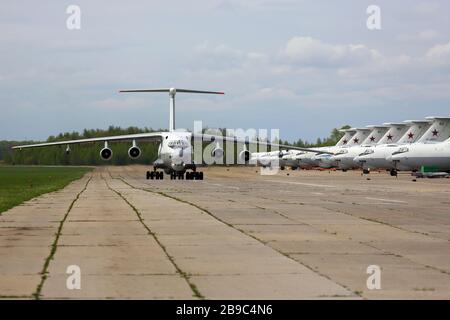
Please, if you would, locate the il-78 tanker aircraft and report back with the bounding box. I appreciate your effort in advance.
[12,88,330,180]
[386,117,450,172]
[354,120,432,175]
[355,117,450,175]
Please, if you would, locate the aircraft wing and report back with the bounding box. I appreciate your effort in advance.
[12,132,164,150]
[193,133,333,155]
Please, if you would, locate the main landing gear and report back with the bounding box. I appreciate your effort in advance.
[390,169,398,177]
[146,171,164,180]
[146,170,204,180]
[170,171,203,180]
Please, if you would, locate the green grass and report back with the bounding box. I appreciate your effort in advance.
[0,166,92,214]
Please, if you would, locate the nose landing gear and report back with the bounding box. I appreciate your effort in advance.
[390,161,399,177]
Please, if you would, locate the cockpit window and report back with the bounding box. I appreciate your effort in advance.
[168,139,189,148]
[392,146,409,155]
[359,149,374,156]
[336,149,348,155]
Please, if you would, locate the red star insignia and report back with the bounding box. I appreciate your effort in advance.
[343,139,348,144]
[407,132,414,139]
[387,134,393,140]
[432,129,439,136]
[369,136,375,142]
[353,137,359,143]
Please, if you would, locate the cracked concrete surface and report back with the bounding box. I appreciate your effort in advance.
[1,165,450,299]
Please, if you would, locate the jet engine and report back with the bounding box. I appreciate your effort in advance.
[100,147,113,161]
[128,146,141,159]
[239,150,251,163]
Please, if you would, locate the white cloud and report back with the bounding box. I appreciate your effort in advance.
[398,29,439,42]
[425,43,450,66]
[283,36,381,68]
[194,42,268,69]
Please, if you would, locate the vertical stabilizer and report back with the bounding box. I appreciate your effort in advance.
[347,128,371,146]
[336,128,357,146]
[417,117,450,143]
[361,125,389,145]
[377,123,409,144]
[397,120,432,144]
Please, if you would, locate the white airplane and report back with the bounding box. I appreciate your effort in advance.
[332,125,389,171]
[251,150,299,170]
[387,117,450,172]
[354,120,431,175]
[296,128,357,169]
[13,88,330,180]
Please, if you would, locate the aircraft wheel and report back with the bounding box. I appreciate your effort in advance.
[363,169,370,174]
[390,169,397,177]
[199,172,204,180]
[146,171,151,180]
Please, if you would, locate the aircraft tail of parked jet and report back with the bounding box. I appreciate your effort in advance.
[417,117,450,143]
[336,128,357,146]
[396,120,432,144]
[347,128,371,146]
[361,125,389,145]
[119,88,225,132]
[377,123,409,144]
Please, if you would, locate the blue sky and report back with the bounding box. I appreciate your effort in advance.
[1,0,450,142]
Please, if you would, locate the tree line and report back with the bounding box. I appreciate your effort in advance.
[0,125,350,165]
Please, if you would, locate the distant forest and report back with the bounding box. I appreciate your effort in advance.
[0,125,350,165]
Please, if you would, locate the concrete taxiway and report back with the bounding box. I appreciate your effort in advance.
[1,165,450,299]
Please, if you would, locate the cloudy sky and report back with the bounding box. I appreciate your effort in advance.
[1,0,450,142]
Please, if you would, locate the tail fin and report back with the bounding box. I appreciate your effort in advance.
[362,125,389,145]
[347,128,371,146]
[417,117,450,143]
[397,120,432,144]
[119,87,224,132]
[336,128,357,146]
[377,123,409,144]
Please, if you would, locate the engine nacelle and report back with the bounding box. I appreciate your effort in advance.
[100,147,113,161]
[211,146,224,159]
[128,146,141,159]
[239,150,251,163]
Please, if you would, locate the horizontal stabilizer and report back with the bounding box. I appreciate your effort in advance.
[119,88,224,95]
